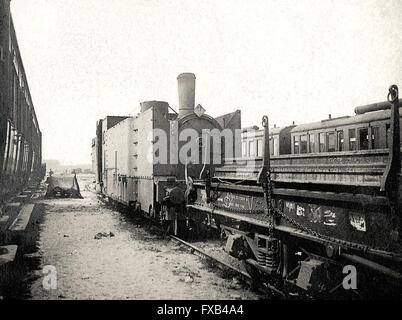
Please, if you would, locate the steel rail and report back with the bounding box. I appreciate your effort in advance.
[169,235,251,279]
[169,235,286,298]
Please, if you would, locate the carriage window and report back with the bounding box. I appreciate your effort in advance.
[267,138,273,156]
[359,128,369,150]
[371,126,380,149]
[257,139,264,157]
[337,131,344,151]
[326,132,335,152]
[319,133,325,152]
[349,129,356,151]
[386,124,391,148]
[293,136,300,154]
[242,141,247,157]
[309,134,315,153]
[249,140,255,156]
[300,135,308,154]
[273,137,279,156]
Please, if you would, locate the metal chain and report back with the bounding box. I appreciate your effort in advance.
[264,163,376,252]
[196,195,390,253]
[195,175,385,253]
[199,194,377,252]
[266,169,275,235]
[272,206,374,252]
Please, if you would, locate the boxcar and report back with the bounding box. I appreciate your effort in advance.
[0,0,43,201]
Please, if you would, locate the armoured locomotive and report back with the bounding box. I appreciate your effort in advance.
[93,73,241,233]
[189,86,402,298]
[0,0,44,202]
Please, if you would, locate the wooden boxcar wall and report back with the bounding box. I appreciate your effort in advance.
[0,0,11,174]
[0,0,42,192]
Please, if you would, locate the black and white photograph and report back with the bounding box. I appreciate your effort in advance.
[1,0,402,307]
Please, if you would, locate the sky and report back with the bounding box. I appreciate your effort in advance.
[10,0,402,165]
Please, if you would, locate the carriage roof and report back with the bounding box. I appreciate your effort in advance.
[291,107,402,134]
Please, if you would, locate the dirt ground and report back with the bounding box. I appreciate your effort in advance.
[28,175,261,300]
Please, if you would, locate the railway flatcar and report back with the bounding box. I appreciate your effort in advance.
[94,73,241,233]
[187,86,402,298]
[0,1,43,202]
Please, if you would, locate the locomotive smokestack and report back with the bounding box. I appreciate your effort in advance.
[177,73,196,118]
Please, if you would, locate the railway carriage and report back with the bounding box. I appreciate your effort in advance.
[241,101,402,160]
[0,0,44,201]
[241,125,295,158]
[291,102,402,155]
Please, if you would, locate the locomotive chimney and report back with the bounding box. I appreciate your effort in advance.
[177,73,196,118]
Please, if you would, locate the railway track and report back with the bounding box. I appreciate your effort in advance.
[169,235,251,279]
[101,196,287,298]
[169,235,286,298]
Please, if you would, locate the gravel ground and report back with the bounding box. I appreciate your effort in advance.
[28,175,261,300]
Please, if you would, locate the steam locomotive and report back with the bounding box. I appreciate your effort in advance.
[93,73,241,234]
[0,1,44,202]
